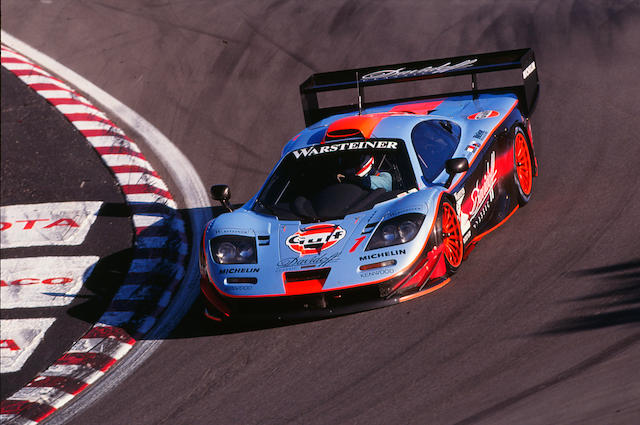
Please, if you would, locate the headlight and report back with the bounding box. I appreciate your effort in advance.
[210,235,257,264]
[365,213,425,251]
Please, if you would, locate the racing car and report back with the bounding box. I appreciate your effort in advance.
[200,49,539,322]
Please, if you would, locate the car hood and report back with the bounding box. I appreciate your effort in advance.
[204,189,442,297]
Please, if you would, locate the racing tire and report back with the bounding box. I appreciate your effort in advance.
[436,198,464,275]
[513,126,534,206]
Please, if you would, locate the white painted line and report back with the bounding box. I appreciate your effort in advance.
[124,194,177,208]
[86,135,140,150]
[9,387,72,406]
[0,201,103,248]
[56,104,107,118]
[2,62,43,71]
[44,364,104,378]
[67,338,129,354]
[1,318,56,373]
[135,236,171,249]
[100,154,154,170]
[129,258,164,273]
[18,74,73,90]
[112,285,155,301]
[36,90,85,100]
[115,173,168,190]
[132,215,166,229]
[95,311,135,327]
[1,256,99,309]
[70,121,124,134]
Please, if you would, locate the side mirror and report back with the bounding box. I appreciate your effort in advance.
[211,184,232,212]
[444,158,469,188]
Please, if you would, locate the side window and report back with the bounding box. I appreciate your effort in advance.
[411,120,461,182]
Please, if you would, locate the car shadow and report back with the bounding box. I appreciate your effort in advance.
[66,202,318,338]
[72,203,640,340]
[539,258,640,335]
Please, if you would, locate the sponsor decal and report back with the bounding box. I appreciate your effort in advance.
[286,224,346,255]
[0,201,102,248]
[361,59,478,81]
[219,267,260,274]
[460,151,498,234]
[469,151,498,218]
[292,140,398,159]
[1,318,56,373]
[359,248,406,262]
[473,129,488,139]
[360,268,395,278]
[277,252,341,269]
[522,61,536,79]
[466,143,480,152]
[467,110,499,120]
[1,256,99,309]
[214,228,253,236]
[472,199,492,228]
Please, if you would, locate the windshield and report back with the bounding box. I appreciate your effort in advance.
[411,119,461,182]
[255,139,416,222]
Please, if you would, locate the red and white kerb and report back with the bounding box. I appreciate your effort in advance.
[1,44,187,424]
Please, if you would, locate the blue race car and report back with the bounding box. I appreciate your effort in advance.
[200,49,539,322]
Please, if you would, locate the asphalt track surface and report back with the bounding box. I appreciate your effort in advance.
[3,1,640,424]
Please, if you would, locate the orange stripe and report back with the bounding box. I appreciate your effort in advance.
[399,278,451,302]
[470,205,519,244]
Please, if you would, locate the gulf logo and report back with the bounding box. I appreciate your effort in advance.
[467,110,499,120]
[286,224,346,255]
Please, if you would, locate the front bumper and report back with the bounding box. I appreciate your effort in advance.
[201,243,449,323]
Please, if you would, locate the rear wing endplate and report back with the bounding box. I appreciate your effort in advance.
[300,48,538,126]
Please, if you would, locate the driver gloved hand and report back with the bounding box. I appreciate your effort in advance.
[344,173,363,185]
[345,173,372,188]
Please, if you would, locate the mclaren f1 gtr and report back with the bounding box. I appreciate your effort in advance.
[200,48,539,322]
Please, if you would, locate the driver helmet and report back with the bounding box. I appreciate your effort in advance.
[355,154,374,177]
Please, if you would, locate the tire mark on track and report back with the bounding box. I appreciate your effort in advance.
[453,330,640,425]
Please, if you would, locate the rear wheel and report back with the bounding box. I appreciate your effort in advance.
[439,199,463,274]
[514,127,533,205]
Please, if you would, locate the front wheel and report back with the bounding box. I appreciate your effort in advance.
[438,199,463,274]
[514,127,534,205]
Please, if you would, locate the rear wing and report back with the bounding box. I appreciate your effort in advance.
[299,48,538,126]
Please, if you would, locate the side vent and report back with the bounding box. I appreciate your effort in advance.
[362,222,379,234]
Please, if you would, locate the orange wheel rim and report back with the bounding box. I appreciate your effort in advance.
[515,133,532,195]
[442,203,463,268]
